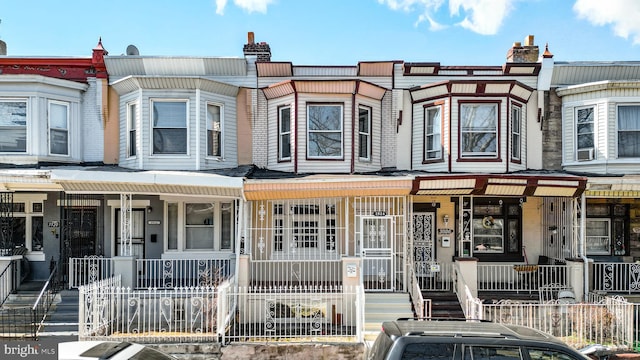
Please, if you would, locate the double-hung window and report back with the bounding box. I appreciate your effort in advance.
[127,102,138,157]
[584,203,627,256]
[207,103,222,157]
[278,106,291,161]
[6,197,45,253]
[511,104,522,161]
[152,100,187,155]
[166,200,234,251]
[576,106,595,160]
[424,105,442,160]
[307,104,343,159]
[358,106,371,160]
[460,103,498,158]
[0,100,27,153]
[617,105,640,158]
[49,101,69,155]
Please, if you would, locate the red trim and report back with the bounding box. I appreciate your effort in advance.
[457,100,502,163]
[304,102,346,162]
[276,104,292,164]
[510,102,523,165]
[351,92,356,173]
[422,102,445,164]
[448,95,452,173]
[293,88,298,174]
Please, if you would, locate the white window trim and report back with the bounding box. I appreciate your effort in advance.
[206,102,224,159]
[48,100,70,156]
[575,105,595,160]
[306,104,344,159]
[278,106,292,161]
[150,99,190,156]
[271,202,338,259]
[616,104,640,159]
[586,218,611,255]
[358,106,372,161]
[0,98,28,154]
[511,104,522,161]
[460,103,498,158]
[14,194,47,261]
[424,105,442,161]
[126,102,138,158]
[162,197,234,253]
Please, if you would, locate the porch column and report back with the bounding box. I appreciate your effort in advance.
[565,258,585,302]
[120,193,132,256]
[237,254,250,287]
[112,256,136,288]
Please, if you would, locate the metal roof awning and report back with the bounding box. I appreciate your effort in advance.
[584,176,640,198]
[412,174,587,197]
[244,176,413,200]
[50,169,244,197]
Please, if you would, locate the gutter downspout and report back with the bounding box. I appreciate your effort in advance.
[580,192,589,300]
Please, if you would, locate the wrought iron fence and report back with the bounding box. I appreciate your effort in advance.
[477,264,567,293]
[223,285,362,343]
[0,260,17,307]
[592,262,640,294]
[68,256,114,289]
[136,258,234,289]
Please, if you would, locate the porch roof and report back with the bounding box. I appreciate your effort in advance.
[411,173,587,197]
[585,175,640,198]
[50,168,244,197]
[243,175,413,200]
[0,169,62,191]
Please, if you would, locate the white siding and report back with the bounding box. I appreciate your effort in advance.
[81,78,104,162]
[265,94,295,172]
[353,94,382,173]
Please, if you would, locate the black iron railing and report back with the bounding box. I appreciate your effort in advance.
[0,260,17,307]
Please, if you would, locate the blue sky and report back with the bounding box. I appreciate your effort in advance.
[1,0,640,65]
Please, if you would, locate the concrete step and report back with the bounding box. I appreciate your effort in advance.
[364,293,413,332]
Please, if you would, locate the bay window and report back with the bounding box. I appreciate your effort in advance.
[617,105,640,158]
[358,106,371,160]
[49,101,69,155]
[424,105,442,161]
[0,100,27,153]
[460,103,498,158]
[207,103,222,157]
[278,106,291,161]
[152,100,187,155]
[307,104,343,159]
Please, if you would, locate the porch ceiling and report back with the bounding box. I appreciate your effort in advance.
[50,169,243,197]
[244,177,413,200]
[412,174,587,197]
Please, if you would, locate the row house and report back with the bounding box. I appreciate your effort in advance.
[544,60,640,294]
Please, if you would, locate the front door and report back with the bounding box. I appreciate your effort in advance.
[115,209,145,259]
[361,216,394,291]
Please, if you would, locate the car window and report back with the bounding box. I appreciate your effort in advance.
[528,348,582,360]
[464,346,522,360]
[400,343,457,360]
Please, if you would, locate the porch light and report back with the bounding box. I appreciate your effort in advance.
[443,214,449,227]
[147,206,152,213]
[548,225,558,234]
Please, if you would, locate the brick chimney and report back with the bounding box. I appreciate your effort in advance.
[243,31,271,62]
[506,35,539,63]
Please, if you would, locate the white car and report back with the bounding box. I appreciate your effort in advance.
[58,341,176,360]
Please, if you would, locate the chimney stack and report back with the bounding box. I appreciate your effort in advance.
[243,31,271,62]
[0,39,6,56]
[506,35,539,63]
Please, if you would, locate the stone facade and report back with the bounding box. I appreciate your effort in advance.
[542,88,563,170]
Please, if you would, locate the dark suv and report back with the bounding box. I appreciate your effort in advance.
[368,319,589,360]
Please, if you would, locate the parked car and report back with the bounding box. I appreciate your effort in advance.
[58,341,176,360]
[367,318,589,360]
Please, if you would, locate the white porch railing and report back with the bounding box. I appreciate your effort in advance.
[592,262,640,294]
[482,296,638,349]
[249,260,342,288]
[408,268,431,318]
[69,256,114,289]
[136,258,234,289]
[453,262,482,319]
[477,264,567,292]
[224,285,362,343]
[415,262,452,291]
[79,281,222,343]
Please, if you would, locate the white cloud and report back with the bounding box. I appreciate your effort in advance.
[573,0,640,44]
[215,0,273,15]
[379,0,515,35]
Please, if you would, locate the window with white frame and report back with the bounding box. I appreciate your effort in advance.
[10,197,45,253]
[207,103,222,157]
[0,100,27,153]
[272,200,337,255]
[469,199,521,258]
[511,104,521,161]
[49,101,69,155]
[307,104,343,159]
[127,102,137,157]
[576,106,594,160]
[152,100,187,155]
[460,103,498,158]
[166,199,234,251]
[424,105,442,160]
[278,106,291,161]
[617,105,640,158]
[586,218,610,255]
[358,106,371,160]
